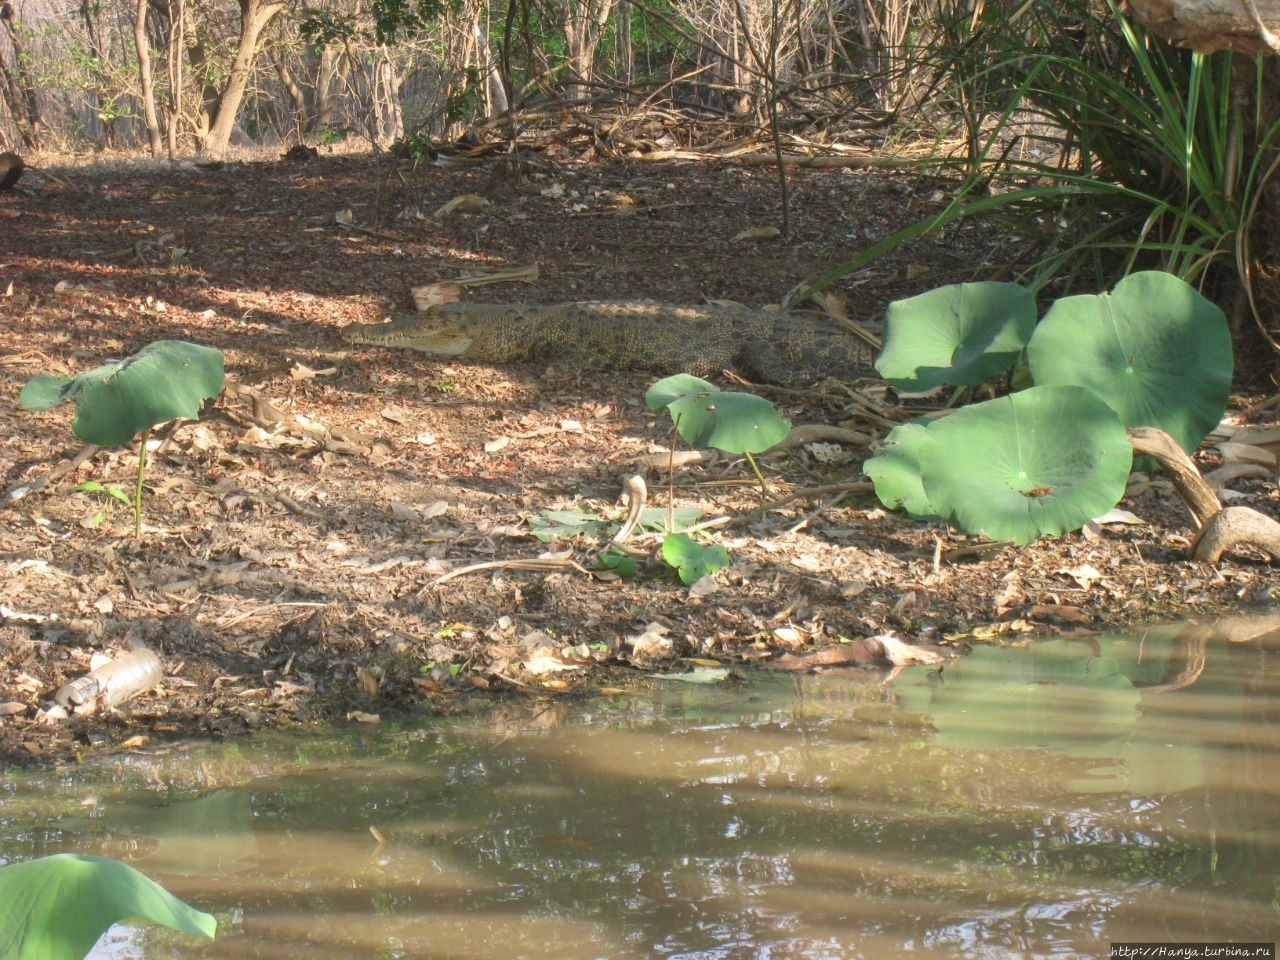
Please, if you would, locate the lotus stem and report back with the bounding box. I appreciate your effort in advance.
[134,427,149,539]
[743,450,770,497]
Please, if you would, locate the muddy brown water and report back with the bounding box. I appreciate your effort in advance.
[3,620,1279,959]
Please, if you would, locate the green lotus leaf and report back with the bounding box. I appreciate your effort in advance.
[877,281,1036,390]
[598,549,638,577]
[662,531,731,585]
[864,419,941,520]
[644,374,717,413]
[635,506,703,533]
[662,390,791,454]
[1026,271,1231,452]
[920,385,1132,544]
[20,340,225,447]
[18,362,118,411]
[0,854,216,960]
[528,509,612,543]
[646,376,791,455]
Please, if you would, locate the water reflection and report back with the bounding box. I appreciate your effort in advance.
[4,614,1280,958]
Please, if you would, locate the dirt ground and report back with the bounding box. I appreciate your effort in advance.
[1,148,1278,765]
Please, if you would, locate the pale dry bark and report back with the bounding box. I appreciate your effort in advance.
[166,0,184,159]
[373,55,402,142]
[1193,506,1280,562]
[1128,0,1280,53]
[614,0,632,93]
[1127,426,1222,528]
[313,44,337,132]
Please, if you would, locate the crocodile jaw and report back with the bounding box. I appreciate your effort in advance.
[342,322,474,356]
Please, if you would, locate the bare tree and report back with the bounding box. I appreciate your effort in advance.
[201,0,289,157]
[270,12,344,139]
[273,45,308,138]
[373,52,401,139]
[667,0,821,116]
[560,0,616,101]
[135,0,164,153]
[0,0,1013,156]
[0,0,42,147]
[165,0,187,157]
[613,0,632,93]
[473,11,507,114]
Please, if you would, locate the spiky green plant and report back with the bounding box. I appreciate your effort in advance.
[809,0,1280,336]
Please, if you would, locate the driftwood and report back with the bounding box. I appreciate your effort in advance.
[1128,0,1280,53]
[1127,426,1280,564]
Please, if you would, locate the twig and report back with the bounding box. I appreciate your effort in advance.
[734,481,872,524]
[1,444,100,507]
[432,556,592,584]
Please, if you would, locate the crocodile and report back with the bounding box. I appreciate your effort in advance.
[340,300,877,383]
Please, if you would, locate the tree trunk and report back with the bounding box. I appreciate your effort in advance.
[135,0,164,156]
[0,1,41,148]
[166,0,220,150]
[615,0,632,96]
[201,0,287,159]
[562,0,615,103]
[473,12,508,115]
[166,0,188,159]
[78,0,108,148]
[312,44,337,133]
[374,55,401,142]
[274,52,309,140]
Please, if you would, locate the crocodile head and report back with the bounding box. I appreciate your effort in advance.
[342,303,540,360]
[341,313,475,356]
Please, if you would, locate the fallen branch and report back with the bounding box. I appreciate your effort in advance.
[735,481,872,524]
[768,423,874,451]
[220,381,377,456]
[1,443,100,508]
[630,423,871,472]
[1203,463,1274,489]
[432,556,590,584]
[735,152,922,169]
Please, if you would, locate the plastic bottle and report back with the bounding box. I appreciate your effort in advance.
[53,646,163,709]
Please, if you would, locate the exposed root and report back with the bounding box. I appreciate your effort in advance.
[1126,426,1221,528]
[1192,506,1280,563]
[1128,426,1280,565]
